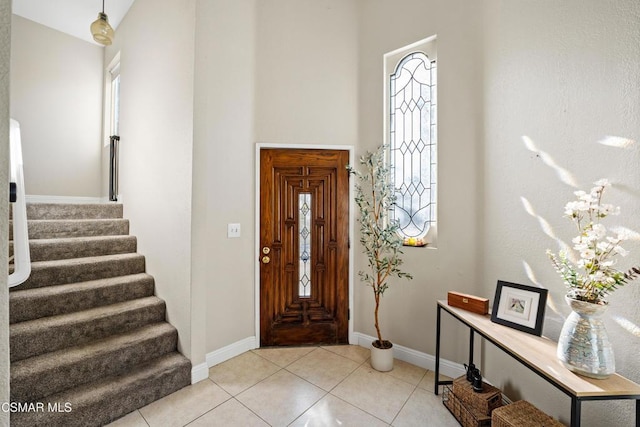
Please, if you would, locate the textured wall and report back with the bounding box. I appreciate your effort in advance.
[481,1,640,425]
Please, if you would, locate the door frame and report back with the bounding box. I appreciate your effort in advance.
[254,143,355,347]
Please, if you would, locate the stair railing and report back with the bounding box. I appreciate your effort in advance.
[109,135,120,201]
[9,119,31,287]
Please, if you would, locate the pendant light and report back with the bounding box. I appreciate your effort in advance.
[90,0,114,46]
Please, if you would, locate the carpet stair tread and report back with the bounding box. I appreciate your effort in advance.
[11,202,124,220]
[10,235,138,262]
[9,273,155,324]
[11,253,146,291]
[10,352,191,427]
[10,218,130,240]
[10,296,166,362]
[11,322,178,402]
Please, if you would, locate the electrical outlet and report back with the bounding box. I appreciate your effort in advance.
[227,223,241,238]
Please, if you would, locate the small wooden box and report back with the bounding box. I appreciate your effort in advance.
[452,375,503,416]
[447,291,489,315]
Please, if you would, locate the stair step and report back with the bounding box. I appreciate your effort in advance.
[10,273,155,324]
[11,323,178,402]
[10,296,166,362]
[10,218,130,240]
[10,352,191,427]
[11,253,146,291]
[8,201,190,426]
[10,235,138,262]
[13,203,124,220]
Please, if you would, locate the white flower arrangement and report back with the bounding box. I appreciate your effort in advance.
[547,179,640,304]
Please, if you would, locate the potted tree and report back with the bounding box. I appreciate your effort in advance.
[348,145,412,371]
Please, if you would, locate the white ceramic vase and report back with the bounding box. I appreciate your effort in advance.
[370,342,394,372]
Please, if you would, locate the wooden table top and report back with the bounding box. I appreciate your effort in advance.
[438,300,640,398]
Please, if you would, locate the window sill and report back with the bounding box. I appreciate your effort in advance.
[402,238,428,248]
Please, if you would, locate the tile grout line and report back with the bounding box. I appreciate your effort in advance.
[222,352,319,427]
[324,355,391,425]
[389,372,427,426]
[138,409,151,427]
[177,377,235,427]
[130,346,441,427]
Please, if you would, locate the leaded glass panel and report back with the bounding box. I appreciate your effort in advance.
[298,193,311,298]
[389,52,436,238]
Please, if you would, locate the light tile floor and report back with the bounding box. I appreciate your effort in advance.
[106,345,459,427]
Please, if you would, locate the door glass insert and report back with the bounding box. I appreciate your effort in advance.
[299,193,311,298]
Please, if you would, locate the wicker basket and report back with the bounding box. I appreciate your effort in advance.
[443,386,491,427]
[452,375,503,416]
[492,400,566,427]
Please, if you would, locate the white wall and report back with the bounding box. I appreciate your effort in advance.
[0,0,11,424]
[104,0,196,357]
[480,1,640,425]
[191,0,359,359]
[356,0,483,359]
[254,0,359,145]
[191,0,257,368]
[10,16,103,197]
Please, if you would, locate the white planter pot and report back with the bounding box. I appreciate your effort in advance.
[370,342,394,372]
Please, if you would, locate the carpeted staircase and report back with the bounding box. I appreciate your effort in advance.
[9,202,191,427]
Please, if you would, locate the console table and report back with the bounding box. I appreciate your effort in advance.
[434,300,640,427]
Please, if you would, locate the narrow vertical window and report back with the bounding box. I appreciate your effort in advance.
[105,53,121,201]
[103,52,121,147]
[299,193,312,298]
[385,38,437,244]
[110,65,120,137]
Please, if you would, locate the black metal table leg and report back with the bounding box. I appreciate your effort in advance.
[435,304,442,395]
[571,397,581,427]
[636,398,639,427]
[469,328,475,366]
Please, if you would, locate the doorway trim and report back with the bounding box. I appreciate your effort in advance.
[254,143,355,347]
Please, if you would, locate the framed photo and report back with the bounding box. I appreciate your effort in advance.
[491,280,548,336]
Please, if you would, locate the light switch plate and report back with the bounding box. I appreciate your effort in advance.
[227,223,241,238]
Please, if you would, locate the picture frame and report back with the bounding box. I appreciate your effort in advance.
[490,280,548,336]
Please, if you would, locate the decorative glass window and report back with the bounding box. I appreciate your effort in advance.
[387,44,437,242]
[298,193,312,298]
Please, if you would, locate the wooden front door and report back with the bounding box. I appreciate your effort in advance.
[260,148,349,346]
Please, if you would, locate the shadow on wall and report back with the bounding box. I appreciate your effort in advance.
[517,134,640,341]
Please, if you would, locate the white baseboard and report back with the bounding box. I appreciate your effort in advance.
[191,362,209,384]
[206,336,257,368]
[353,332,465,379]
[190,336,258,384]
[192,334,465,385]
[25,195,111,204]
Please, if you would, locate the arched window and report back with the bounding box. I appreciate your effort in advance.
[387,42,437,243]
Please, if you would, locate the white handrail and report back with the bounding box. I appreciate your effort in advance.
[9,119,31,287]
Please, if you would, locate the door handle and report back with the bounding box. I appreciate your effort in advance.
[261,256,271,264]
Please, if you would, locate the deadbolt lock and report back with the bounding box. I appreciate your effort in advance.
[262,256,271,264]
[262,246,271,255]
